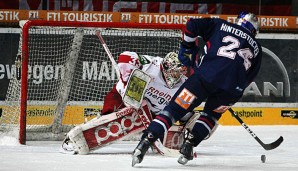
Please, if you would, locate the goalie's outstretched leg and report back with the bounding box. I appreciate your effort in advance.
[61,105,151,155]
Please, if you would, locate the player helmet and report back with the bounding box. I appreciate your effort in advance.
[236,11,260,37]
[162,52,186,88]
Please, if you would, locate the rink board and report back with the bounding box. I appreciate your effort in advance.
[0,102,297,126]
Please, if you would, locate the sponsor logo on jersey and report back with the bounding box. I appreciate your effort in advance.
[175,88,196,109]
[145,86,172,105]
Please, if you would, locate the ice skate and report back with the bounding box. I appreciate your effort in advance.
[132,137,152,167]
[177,129,194,165]
[132,131,157,167]
[60,136,78,155]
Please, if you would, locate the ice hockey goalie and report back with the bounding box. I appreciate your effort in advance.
[61,51,189,155]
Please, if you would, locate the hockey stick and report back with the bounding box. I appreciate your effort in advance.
[96,30,121,79]
[228,108,283,150]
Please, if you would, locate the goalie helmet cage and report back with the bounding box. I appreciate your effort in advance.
[0,20,185,144]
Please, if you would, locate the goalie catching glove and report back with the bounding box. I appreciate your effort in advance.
[178,41,199,67]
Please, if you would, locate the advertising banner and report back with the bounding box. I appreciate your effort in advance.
[0,10,297,31]
[0,0,292,16]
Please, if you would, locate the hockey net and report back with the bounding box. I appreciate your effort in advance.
[0,20,184,144]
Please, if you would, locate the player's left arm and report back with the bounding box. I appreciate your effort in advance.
[178,18,213,67]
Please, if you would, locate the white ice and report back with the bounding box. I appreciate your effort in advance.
[0,125,297,171]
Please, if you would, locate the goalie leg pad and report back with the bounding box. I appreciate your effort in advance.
[62,105,153,155]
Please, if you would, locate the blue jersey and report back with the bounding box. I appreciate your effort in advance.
[185,18,262,95]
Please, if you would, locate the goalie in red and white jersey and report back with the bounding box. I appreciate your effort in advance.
[61,51,191,155]
[101,51,188,117]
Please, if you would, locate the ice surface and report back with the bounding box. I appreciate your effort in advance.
[0,125,297,171]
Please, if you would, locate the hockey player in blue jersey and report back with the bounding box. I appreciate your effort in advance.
[132,12,262,166]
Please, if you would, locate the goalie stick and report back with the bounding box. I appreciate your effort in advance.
[96,30,121,79]
[229,108,283,150]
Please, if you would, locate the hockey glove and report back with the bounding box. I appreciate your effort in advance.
[178,41,199,67]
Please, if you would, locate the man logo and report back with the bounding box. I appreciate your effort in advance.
[244,47,291,98]
[175,88,196,109]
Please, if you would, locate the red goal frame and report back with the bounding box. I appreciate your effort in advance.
[20,20,185,144]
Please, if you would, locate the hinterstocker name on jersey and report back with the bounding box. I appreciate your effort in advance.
[220,23,259,56]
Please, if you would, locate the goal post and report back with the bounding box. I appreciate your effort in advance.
[0,20,185,144]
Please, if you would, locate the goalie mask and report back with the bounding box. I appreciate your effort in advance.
[236,11,260,37]
[162,52,186,88]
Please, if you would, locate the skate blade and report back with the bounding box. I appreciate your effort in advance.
[177,155,189,165]
[131,149,141,167]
